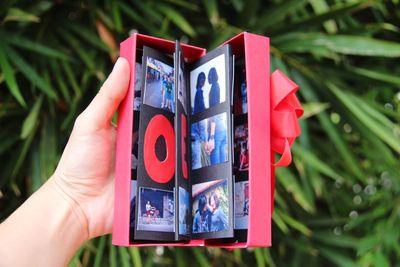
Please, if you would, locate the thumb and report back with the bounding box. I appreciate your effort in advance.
[77,57,130,131]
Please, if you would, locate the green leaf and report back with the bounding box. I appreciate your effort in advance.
[93,236,106,267]
[312,231,359,248]
[129,247,142,267]
[255,0,308,30]
[2,8,40,24]
[301,102,330,120]
[111,0,123,33]
[118,247,130,267]
[254,248,266,267]
[348,66,400,86]
[203,0,219,27]
[319,246,358,267]
[328,83,400,153]
[272,0,368,34]
[291,70,364,179]
[275,33,400,57]
[0,41,26,107]
[109,236,117,267]
[7,34,69,60]
[276,168,315,213]
[292,145,343,182]
[374,250,390,267]
[21,95,43,139]
[157,4,197,37]
[278,209,312,236]
[192,248,211,267]
[6,46,58,99]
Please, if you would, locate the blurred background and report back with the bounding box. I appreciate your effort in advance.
[0,0,399,266]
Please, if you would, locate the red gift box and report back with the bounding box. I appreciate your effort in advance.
[112,32,303,248]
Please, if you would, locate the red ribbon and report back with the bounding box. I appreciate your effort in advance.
[271,70,303,167]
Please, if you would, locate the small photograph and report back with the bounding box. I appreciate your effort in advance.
[137,187,175,232]
[134,62,142,111]
[179,187,190,235]
[234,181,249,229]
[131,112,140,173]
[178,66,187,114]
[191,112,228,170]
[192,179,229,233]
[129,180,137,235]
[190,54,226,114]
[233,63,247,115]
[143,57,175,113]
[233,123,249,171]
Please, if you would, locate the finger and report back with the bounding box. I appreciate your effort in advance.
[79,57,130,130]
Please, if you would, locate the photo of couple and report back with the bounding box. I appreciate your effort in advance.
[191,113,228,170]
[190,54,226,115]
[192,179,229,234]
[143,57,175,113]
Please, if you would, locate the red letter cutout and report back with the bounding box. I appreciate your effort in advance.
[181,114,188,179]
[143,114,175,183]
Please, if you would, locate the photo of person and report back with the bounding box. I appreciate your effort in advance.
[178,67,187,113]
[233,62,247,115]
[143,57,175,113]
[192,179,229,233]
[129,180,138,238]
[134,62,142,111]
[234,181,249,229]
[191,112,228,170]
[234,123,249,171]
[137,187,175,232]
[131,112,140,176]
[190,54,226,114]
[179,187,190,235]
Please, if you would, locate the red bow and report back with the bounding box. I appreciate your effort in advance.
[271,70,303,167]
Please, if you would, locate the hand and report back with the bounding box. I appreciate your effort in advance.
[206,139,215,155]
[52,57,130,239]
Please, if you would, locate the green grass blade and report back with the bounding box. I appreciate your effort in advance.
[5,46,58,99]
[275,33,400,57]
[0,41,26,107]
[20,95,43,139]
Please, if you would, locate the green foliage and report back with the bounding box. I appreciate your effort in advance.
[0,0,399,266]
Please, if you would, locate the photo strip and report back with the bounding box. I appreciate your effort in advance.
[134,46,177,241]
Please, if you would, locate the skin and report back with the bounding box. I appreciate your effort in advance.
[0,57,130,267]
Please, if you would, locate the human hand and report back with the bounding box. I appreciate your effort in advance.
[52,57,130,240]
[206,139,215,155]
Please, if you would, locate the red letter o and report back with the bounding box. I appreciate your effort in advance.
[143,114,175,183]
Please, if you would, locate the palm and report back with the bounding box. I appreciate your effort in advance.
[53,59,129,239]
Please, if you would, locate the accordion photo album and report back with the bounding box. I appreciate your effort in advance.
[113,32,303,247]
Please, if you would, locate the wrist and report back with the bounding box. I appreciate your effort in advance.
[0,178,88,267]
[49,176,90,242]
